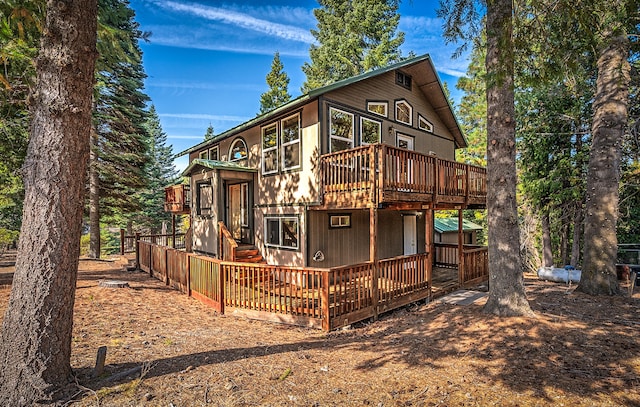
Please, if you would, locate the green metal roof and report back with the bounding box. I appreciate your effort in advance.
[434,218,483,234]
[181,158,257,177]
[175,53,465,158]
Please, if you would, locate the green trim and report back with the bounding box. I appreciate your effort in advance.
[434,217,483,233]
[181,158,257,176]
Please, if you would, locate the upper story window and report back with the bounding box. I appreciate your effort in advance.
[418,114,434,133]
[198,150,208,160]
[329,107,354,152]
[367,101,388,117]
[395,100,412,125]
[229,138,248,162]
[396,71,412,90]
[281,114,301,171]
[360,117,381,145]
[209,145,219,161]
[262,123,278,175]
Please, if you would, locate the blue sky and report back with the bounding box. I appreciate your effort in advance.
[128,0,471,171]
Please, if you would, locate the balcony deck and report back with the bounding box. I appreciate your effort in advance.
[320,144,486,210]
[164,184,191,214]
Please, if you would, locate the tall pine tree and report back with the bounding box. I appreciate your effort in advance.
[259,52,291,114]
[302,0,404,92]
[136,105,177,232]
[88,0,150,257]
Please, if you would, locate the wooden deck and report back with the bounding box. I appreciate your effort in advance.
[320,144,487,209]
[137,241,488,331]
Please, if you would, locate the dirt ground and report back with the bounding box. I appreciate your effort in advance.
[0,254,639,407]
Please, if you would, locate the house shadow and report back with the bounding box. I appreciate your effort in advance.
[76,284,640,406]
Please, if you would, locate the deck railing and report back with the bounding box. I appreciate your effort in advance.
[218,221,238,261]
[164,184,190,213]
[136,240,437,331]
[321,143,486,207]
[433,243,488,286]
[121,230,185,254]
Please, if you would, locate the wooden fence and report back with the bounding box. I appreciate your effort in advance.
[121,230,186,254]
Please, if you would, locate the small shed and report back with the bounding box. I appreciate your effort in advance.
[434,217,483,245]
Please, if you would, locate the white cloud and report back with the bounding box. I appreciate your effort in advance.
[160,113,249,122]
[154,1,314,43]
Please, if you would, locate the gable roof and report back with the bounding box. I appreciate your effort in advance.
[176,54,466,158]
[181,158,257,177]
[434,217,483,234]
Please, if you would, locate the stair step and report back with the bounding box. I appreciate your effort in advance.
[236,249,259,257]
[234,245,266,264]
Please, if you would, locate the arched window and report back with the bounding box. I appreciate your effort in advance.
[229,138,248,162]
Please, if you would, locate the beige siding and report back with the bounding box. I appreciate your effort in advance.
[255,206,306,267]
[324,71,456,160]
[191,170,220,256]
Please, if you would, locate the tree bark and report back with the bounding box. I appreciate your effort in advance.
[483,0,534,316]
[541,212,553,267]
[88,126,101,258]
[571,204,583,267]
[577,31,629,295]
[0,1,98,405]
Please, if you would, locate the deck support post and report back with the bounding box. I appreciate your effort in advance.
[134,232,141,271]
[370,206,379,321]
[425,207,433,299]
[458,209,464,286]
[172,214,176,249]
[120,228,125,255]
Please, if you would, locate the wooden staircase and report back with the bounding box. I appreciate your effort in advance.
[235,245,266,264]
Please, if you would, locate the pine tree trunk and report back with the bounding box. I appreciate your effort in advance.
[577,32,629,296]
[88,126,101,259]
[483,0,533,316]
[0,1,98,405]
[542,212,553,267]
[571,204,583,267]
[560,222,569,266]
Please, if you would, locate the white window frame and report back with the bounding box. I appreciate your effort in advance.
[261,123,278,175]
[395,100,412,125]
[360,116,381,145]
[229,138,248,162]
[367,101,388,117]
[209,145,219,161]
[418,114,434,133]
[330,214,351,228]
[198,150,208,160]
[280,114,301,171]
[329,107,355,153]
[264,216,299,250]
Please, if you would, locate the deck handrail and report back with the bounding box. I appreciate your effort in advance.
[218,221,238,261]
[321,143,487,205]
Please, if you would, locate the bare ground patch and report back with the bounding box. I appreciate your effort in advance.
[0,258,639,406]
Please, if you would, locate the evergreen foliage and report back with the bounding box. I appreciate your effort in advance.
[136,105,178,232]
[204,123,215,140]
[93,0,150,219]
[0,1,43,234]
[301,0,404,92]
[259,52,291,114]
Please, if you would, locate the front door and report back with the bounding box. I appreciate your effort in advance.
[403,215,417,255]
[227,182,250,243]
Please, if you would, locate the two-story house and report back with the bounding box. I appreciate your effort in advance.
[166,54,486,272]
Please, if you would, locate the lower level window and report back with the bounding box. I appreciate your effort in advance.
[265,216,299,249]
